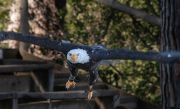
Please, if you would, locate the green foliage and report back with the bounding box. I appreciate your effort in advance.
[58,6,67,19]
[0,0,13,48]
[64,0,160,104]
[0,0,161,104]
[0,0,13,31]
[0,11,9,30]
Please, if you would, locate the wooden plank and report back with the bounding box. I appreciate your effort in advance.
[0,90,119,100]
[0,64,54,72]
[18,99,98,109]
[17,90,119,99]
[0,59,45,65]
[0,75,31,92]
[54,83,108,91]
[16,91,86,99]
[13,98,18,109]
[0,93,16,100]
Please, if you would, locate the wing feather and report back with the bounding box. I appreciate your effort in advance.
[0,31,81,55]
[1,31,180,63]
[95,49,180,63]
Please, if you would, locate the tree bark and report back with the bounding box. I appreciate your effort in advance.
[160,0,180,108]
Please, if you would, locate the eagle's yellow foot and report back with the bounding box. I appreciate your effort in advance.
[88,86,93,100]
[88,91,93,100]
[66,80,76,89]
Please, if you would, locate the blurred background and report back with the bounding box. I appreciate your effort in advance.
[0,0,161,108]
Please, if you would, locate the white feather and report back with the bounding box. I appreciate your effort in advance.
[100,60,123,66]
[67,49,90,64]
[62,40,71,43]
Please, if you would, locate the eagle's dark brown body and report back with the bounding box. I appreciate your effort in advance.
[67,60,99,71]
[67,60,100,86]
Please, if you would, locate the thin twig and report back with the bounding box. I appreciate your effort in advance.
[100,8,114,44]
[110,64,123,76]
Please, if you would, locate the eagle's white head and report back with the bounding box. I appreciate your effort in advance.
[67,49,90,64]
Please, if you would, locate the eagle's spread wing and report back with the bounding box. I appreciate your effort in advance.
[1,31,180,63]
[93,48,180,63]
[91,44,106,49]
[0,31,86,56]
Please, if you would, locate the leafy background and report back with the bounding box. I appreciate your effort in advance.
[0,0,13,30]
[64,0,161,104]
[0,0,161,104]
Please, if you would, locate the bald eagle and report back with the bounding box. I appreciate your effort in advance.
[0,31,180,100]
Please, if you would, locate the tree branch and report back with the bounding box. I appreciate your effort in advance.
[100,8,114,43]
[93,0,161,25]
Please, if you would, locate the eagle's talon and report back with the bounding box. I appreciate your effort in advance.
[66,80,76,89]
[88,91,93,100]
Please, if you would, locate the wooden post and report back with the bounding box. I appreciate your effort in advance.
[48,99,52,109]
[48,69,54,92]
[48,69,53,109]
[13,98,18,109]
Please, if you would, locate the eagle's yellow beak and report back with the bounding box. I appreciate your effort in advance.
[71,54,78,63]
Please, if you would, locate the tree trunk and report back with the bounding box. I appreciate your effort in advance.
[19,0,30,58]
[160,0,180,108]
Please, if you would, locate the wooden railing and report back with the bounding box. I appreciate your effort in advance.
[0,90,119,109]
[0,59,120,109]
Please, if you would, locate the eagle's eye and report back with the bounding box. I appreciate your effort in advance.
[69,53,72,56]
[77,53,79,56]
